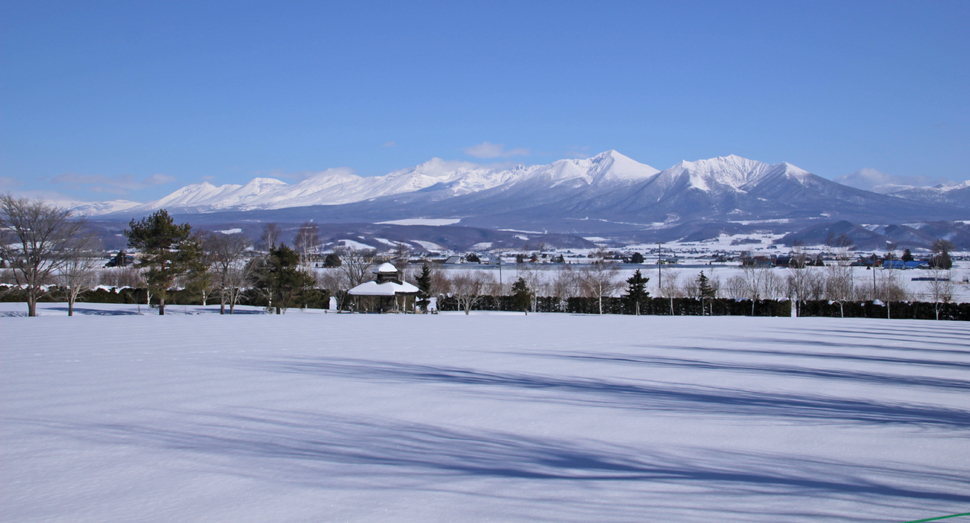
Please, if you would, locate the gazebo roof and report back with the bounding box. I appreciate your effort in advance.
[374,262,398,274]
[348,280,419,296]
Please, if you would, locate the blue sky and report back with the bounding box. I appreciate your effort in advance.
[2,1,968,202]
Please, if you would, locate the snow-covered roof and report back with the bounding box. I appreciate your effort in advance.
[374,262,398,274]
[348,280,419,296]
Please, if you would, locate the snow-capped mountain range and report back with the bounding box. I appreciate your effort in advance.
[73,151,660,215]
[72,151,968,230]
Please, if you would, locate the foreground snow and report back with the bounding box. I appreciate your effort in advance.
[2,304,968,522]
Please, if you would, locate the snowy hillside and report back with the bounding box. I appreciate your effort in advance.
[2,306,968,522]
[80,151,660,215]
[66,151,968,233]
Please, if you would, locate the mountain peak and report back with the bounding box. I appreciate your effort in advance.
[587,150,659,183]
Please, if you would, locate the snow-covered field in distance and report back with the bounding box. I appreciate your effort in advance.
[2,304,969,522]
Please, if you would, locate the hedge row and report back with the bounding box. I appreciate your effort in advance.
[436,295,970,321]
[437,296,792,317]
[0,285,330,310]
[796,300,970,321]
[4,285,966,320]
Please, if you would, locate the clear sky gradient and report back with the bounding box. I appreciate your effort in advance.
[2,1,968,202]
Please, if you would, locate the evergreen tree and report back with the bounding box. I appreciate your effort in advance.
[697,270,716,316]
[125,209,196,315]
[698,271,715,299]
[511,277,533,314]
[630,252,644,264]
[901,248,914,262]
[624,269,650,315]
[415,263,432,312]
[252,243,315,314]
[180,238,212,306]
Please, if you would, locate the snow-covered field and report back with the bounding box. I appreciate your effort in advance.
[2,304,969,522]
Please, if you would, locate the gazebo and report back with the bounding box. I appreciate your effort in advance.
[347,263,420,312]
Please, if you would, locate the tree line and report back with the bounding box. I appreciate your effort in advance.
[2,196,966,319]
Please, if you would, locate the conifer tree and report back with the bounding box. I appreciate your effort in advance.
[125,209,196,315]
[252,243,314,314]
[697,270,715,315]
[625,269,650,315]
[415,263,432,312]
[511,277,533,314]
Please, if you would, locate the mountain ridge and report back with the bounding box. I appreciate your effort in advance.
[68,151,968,234]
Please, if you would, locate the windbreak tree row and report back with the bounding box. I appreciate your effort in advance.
[435,295,970,320]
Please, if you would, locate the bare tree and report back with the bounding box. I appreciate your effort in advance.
[336,247,375,310]
[724,274,748,300]
[922,267,954,321]
[516,263,546,313]
[390,242,412,283]
[204,231,252,314]
[805,269,826,301]
[550,264,579,311]
[338,247,375,288]
[57,229,102,316]
[450,271,494,315]
[259,223,282,251]
[100,266,146,288]
[317,268,350,311]
[0,195,89,316]
[577,256,621,315]
[428,262,452,297]
[293,222,320,271]
[658,268,681,315]
[739,265,782,315]
[785,244,810,316]
[682,275,701,299]
[824,236,855,318]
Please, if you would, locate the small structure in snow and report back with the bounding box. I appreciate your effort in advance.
[347,263,420,312]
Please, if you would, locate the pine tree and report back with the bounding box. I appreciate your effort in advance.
[698,271,715,299]
[697,270,715,316]
[415,263,432,312]
[511,277,533,314]
[901,248,914,262]
[625,269,650,315]
[251,243,314,314]
[125,209,196,315]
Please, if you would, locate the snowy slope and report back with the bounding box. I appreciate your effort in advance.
[2,305,968,522]
[74,151,659,215]
[67,152,967,227]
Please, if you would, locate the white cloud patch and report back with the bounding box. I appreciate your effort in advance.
[834,168,959,192]
[563,146,591,159]
[50,172,176,195]
[382,141,397,148]
[0,176,23,188]
[464,141,530,159]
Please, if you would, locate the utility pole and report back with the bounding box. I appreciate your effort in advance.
[658,242,663,291]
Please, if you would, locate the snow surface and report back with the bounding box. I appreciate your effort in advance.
[2,303,969,522]
[377,219,463,226]
[68,151,660,215]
